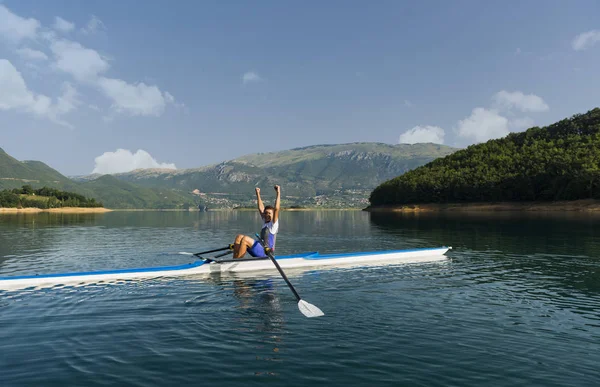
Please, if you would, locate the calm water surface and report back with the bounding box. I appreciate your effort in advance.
[1,210,599,386]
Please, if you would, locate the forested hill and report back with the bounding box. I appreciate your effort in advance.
[369,108,600,207]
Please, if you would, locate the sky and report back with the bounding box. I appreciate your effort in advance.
[1,0,599,176]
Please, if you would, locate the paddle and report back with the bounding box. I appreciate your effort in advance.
[190,245,234,258]
[255,233,324,318]
[197,249,234,263]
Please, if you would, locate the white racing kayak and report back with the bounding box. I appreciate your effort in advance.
[0,246,451,291]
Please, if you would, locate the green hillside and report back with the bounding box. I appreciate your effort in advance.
[369,108,600,207]
[111,143,458,207]
[236,143,449,168]
[21,160,71,183]
[79,175,194,209]
[0,148,72,189]
[237,143,452,190]
[0,149,194,209]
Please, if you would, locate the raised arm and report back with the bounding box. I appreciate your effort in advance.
[273,185,281,223]
[255,187,265,216]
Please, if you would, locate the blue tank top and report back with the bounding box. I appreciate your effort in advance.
[260,220,279,249]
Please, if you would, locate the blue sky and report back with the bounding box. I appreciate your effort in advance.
[1,0,599,175]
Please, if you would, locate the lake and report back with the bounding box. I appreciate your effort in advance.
[1,210,599,386]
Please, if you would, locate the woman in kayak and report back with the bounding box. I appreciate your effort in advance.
[232,185,280,258]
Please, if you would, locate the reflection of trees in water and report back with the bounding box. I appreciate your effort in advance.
[369,211,600,294]
[0,212,105,228]
[369,211,600,254]
[0,213,106,268]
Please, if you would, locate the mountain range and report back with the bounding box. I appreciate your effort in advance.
[1,143,458,209]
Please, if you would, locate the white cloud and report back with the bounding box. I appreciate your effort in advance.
[53,17,75,33]
[404,99,413,107]
[412,90,546,147]
[242,71,262,84]
[81,15,106,35]
[165,91,185,109]
[492,90,549,113]
[0,5,40,43]
[509,117,535,130]
[0,59,48,111]
[572,30,600,51]
[55,82,80,116]
[456,108,510,143]
[0,59,76,127]
[16,47,48,61]
[1,7,178,119]
[97,77,170,116]
[49,39,110,81]
[164,91,176,104]
[46,39,175,116]
[92,149,177,174]
[399,125,445,144]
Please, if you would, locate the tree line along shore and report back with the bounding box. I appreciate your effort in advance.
[0,185,105,211]
[364,199,600,213]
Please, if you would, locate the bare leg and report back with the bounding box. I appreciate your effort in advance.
[237,236,255,258]
[233,234,244,257]
[233,235,255,258]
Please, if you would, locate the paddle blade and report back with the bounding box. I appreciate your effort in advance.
[298,300,324,318]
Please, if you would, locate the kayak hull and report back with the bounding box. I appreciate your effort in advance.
[0,247,451,290]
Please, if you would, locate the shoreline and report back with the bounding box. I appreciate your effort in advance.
[0,207,361,214]
[0,207,113,214]
[364,199,600,213]
[109,207,363,212]
[5,201,600,213]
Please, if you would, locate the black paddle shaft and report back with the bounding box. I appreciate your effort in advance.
[255,234,301,302]
[193,245,232,257]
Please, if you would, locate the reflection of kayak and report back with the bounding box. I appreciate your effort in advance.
[0,247,451,291]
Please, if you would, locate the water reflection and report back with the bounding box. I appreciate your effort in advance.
[0,212,106,227]
[192,274,286,376]
[233,279,285,376]
[368,211,600,255]
[0,210,379,276]
[369,211,600,299]
[4,209,600,298]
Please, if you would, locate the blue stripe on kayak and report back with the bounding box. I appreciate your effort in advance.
[0,252,319,281]
[272,252,318,259]
[304,246,450,260]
